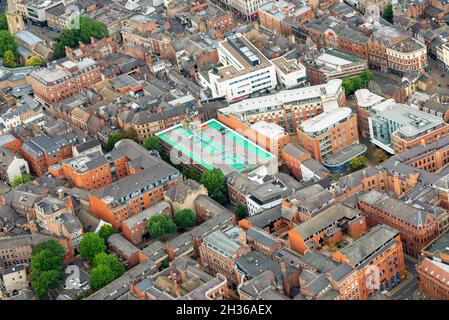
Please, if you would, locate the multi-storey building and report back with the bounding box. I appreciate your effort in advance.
[21,134,78,176]
[281,143,312,181]
[217,79,345,134]
[121,14,173,61]
[199,227,251,287]
[198,34,278,101]
[121,201,171,245]
[28,58,101,105]
[354,89,385,138]
[288,203,366,255]
[358,189,448,257]
[87,140,182,229]
[417,229,449,300]
[332,224,407,299]
[356,0,391,14]
[305,49,368,86]
[61,152,114,191]
[215,0,271,19]
[0,234,71,267]
[368,99,449,154]
[368,26,427,76]
[258,1,313,37]
[395,136,449,173]
[297,107,365,172]
[34,196,83,254]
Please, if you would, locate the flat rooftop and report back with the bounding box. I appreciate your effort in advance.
[31,58,97,84]
[250,121,286,139]
[157,119,275,176]
[355,89,384,109]
[213,34,273,83]
[218,79,342,115]
[271,56,305,75]
[300,107,352,136]
[315,49,362,66]
[371,100,444,139]
[323,144,367,167]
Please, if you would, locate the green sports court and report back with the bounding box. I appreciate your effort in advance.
[156,119,275,175]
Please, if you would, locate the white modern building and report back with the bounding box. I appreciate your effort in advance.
[0,147,30,184]
[198,34,278,101]
[368,99,444,154]
[217,79,345,133]
[271,56,307,89]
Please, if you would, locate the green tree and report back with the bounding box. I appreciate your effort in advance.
[342,71,373,96]
[106,133,124,151]
[90,264,116,289]
[12,174,32,187]
[0,13,8,31]
[200,168,228,204]
[382,3,394,24]
[98,224,116,241]
[31,269,61,299]
[350,155,368,170]
[143,136,161,152]
[29,240,65,299]
[174,209,197,230]
[234,203,248,220]
[181,167,202,182]
[147,214,176,238]
[3,50,16,68]
[33,240,65,260]
[52,16,108,60]
[93,253,124,279]
[79,232,106,261]
[25,55,45,67]
[0,30,17,57]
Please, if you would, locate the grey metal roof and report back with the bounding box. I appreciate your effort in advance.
[338,224,399,267]
[292,203,358,239]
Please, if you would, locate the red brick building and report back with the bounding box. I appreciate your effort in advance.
[21,134,78,176]
[121,201,171,244]
[28,58,101,105]
[357,189,447,258]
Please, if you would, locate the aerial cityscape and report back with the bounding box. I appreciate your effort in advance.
[1,0,449,303]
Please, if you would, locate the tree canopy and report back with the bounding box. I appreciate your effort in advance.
[0,30,18,58]
[382,4,394,24]
[0,14,8,31]
[93,253,124,279]
[79,232,106,261]
[3,50,16,68]
[105,133,124,151]
[12,174,32,187]
[350,155,368,170]
[147,214,176,238]
[53,16,108,60]
[174,209,197,230]
[234,203,248,220]
[200,168,227,204]
[90,264,116,289]
[143,136,161,152]
[25,55,45,67]
[98,224,116,241]
[342,70,373,96]
[29,240,65,299]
